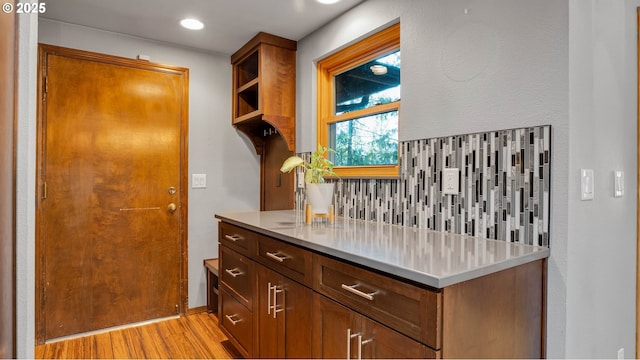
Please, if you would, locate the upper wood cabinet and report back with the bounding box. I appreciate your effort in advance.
[231,32,297,154]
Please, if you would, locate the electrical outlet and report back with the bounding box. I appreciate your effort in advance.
[442,168,459,195]
[297,171,305,189]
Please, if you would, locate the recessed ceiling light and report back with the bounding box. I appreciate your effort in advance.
[317,0,340,4]
[180,18,204,30]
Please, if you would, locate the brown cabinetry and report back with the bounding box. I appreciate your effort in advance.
[219,221,254,256]
[217,218,546,359]
[312,293,434,359]
[218,243,255,357]
[256,232,313,286]
[219,246,254,309]
[313,254,441,349]
[231,32,297,211]
[231,32,296,152]
[218,222,312,358]
[219,288,253,356]
[256,264,312,358]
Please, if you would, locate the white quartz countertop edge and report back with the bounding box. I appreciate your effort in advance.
[215,210,550,289]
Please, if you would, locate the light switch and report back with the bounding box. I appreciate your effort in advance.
[580,169,594,201]
[192,173,207,189]
[614,171,624,198]
[443,168,459,195]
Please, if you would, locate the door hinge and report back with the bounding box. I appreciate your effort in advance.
[42,182,47,199]
[175,304,179,314]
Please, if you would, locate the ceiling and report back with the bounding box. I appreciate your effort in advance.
[40,0,364,55]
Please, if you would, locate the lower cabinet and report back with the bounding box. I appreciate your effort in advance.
[218,220,545,359]
[218,244,254,358]
[218,223,312,358]
[256,264,312,358]
[312,293,434,359]
[219,287,253,357]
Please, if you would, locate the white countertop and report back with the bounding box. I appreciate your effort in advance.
[215,210,550,288]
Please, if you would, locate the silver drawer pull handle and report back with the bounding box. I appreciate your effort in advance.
[225,314,242,325]
[341,284,376,301]
[224,234,241,242]
[266,251,287,262]
[225,268,242,277]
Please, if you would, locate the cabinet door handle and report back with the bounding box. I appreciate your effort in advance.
[360,338,372,359]
[225,268,242,278]
[224,234,241,242]
[267,282,272,315]
[268,282,284,318]
[266,251,287,263]
[225,314,242,326]
[347,328,351,360]
[347,328,360,360]
[341,283,377,301]
[274,286,284,318]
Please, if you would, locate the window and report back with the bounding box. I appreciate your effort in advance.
[317,23,400,178]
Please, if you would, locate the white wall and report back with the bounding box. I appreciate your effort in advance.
[298,0,637,358]
[566,0,638,357]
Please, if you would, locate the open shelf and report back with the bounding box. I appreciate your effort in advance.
[230,32,297,153]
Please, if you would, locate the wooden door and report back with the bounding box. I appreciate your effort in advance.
[36,45,188,341]
[0,0,16,357]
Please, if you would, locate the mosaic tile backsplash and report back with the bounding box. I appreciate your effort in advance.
[294,126,551,247]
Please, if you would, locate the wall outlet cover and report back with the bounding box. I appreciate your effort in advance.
[443,168,459,195]
[192,173,207,189]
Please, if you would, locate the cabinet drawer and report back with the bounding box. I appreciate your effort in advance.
[255,234,312,286]
[220,245,254,309]
[219,222,255,256]
[220,288,253,358]
[313,254,442,349]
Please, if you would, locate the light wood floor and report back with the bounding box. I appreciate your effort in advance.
[34,312,240,359]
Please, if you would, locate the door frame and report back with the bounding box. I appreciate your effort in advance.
[35,44,189,344]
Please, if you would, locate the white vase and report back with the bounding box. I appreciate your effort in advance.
[306,183,335,214]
